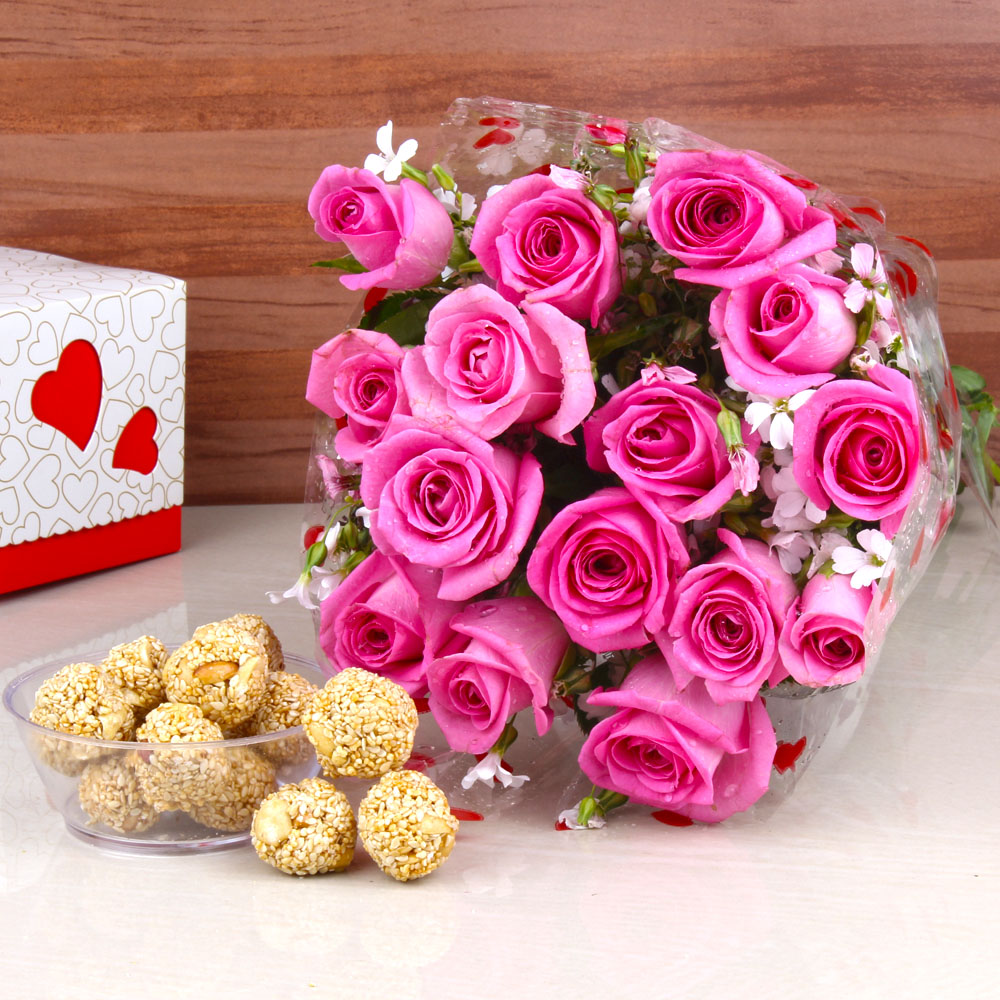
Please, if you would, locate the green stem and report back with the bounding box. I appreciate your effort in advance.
[490,722,518,758]
[576,786,629,827]
[399,162,429,186]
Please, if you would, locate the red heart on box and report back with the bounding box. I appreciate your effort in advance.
[30,339,103,450]
[112,406,159,474]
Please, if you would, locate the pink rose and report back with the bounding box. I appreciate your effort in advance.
[526,487,689,653]
[791,364,921,536]
[401,284,595,443]
[578,653,776,823]
[360,415,543,601]
[646,150,837,288]
[307,165,453,290]
[469,173,622,326]
[778,572,874,687]
[319,551,459,696]
[305,328,409,463]
[709,264,857,397]
[426,597,569,754]
[658,528,798,703]
[583,375,744,522]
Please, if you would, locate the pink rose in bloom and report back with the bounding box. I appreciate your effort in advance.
[646,150,837,289]
[426,596,569,754]
[307,165,453,290]
[709,264,857,398]
[305,328,409,463]
[778,572,874,687]
[791,364,921,536]
[578,653,776,822]
[526,487,690,653]
[584,375,746,523]
[360,415,543,601]
[469,173,623,326]
[400,284,595,443]
[319,552,459,696]
[658,528,797,703]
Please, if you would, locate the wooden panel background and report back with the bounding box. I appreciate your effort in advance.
[2,0,998,504]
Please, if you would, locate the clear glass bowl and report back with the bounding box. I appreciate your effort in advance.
[3,650,325,854]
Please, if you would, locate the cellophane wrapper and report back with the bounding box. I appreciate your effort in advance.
[302,98,962,827]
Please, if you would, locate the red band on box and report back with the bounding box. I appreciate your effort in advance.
[0,507,182,595]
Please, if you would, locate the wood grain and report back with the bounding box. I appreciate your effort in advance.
[2,0,998,503]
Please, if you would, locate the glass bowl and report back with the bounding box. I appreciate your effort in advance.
[3,650,326,854]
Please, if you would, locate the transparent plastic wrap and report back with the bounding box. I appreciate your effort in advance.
[298,98,972,829]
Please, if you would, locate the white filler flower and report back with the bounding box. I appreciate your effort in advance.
[364,121,419,182]
[461,751,529,790]
[832,529,893,588]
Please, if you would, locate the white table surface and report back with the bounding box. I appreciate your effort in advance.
[2,500,999,999]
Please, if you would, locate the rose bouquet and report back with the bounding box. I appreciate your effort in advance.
[281,98,997,828]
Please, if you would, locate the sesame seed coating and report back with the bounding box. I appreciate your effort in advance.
[302,669,418,779]
[30,662,136,744]
[78,756,159,834]
[250,672,319,734]
[100,635,167,714]
[244,671,319,766]
[32,731,101,777]
[187,747,277,832]
[162,623,268,729]
[357,770,458,882]
[132,703,230,811]
[251,777,356,875]
[136,701,224,742]
[209,614,285,672]
[30,661,127,774]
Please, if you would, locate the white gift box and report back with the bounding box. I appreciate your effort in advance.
[0,248,185,593]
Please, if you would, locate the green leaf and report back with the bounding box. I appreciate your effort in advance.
[816,558,837,579]
[373,297,435,347]
[977,407,996,450]
[816,512,857,533]
[953,364,1000,504]
[361,285,449,331]
[572,700,601,735]
[637,292,657,318]
[951,364,986,399]
[586,324,650,363]
[311,255,367,274]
